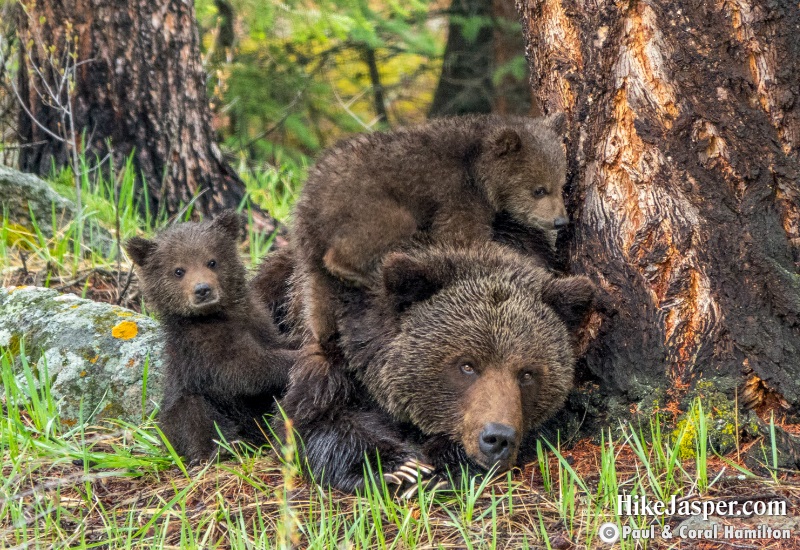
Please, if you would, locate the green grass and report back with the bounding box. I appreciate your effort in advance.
[239,160,306,226]
[2,339,797,548]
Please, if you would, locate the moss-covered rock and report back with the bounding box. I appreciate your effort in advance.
[0,165,113,253]
[0,165,76,236]
[0,286,164,425]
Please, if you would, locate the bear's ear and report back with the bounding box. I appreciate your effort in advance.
[210,209,244,242]
[542,275,595,332]
[543,112,567,137]
[490,128,522,157]
[125,237,157,267]
[382,252,444,312]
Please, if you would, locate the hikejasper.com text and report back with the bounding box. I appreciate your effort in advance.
[618,494,787,521]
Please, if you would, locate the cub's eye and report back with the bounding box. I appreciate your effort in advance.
[533,187,547,197]
[460,363,476,375]
[174,268,185,278]
[519,371,535,385]
[207,260,217,269]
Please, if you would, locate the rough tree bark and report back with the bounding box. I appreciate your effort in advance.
[15,0,275,229]
[517,0,800,449]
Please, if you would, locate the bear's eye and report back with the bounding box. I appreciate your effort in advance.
[174,268,185,278]
[460,363,476,375]
[533,187,547,197]
[519,371,535,385]
[207,260,217,269]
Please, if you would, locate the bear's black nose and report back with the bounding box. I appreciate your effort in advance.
[553,216,569,229]
[479,423,517,464]
[194,283,212,301]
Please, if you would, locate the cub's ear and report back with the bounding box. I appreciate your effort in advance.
[125,237,157,267]
[382,252,444,312]
[489,128,522,157]
[543,112,567,137]
[210,209,244,241]
[542,275,595,332]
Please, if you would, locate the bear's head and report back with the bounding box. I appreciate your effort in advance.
[124,210,247,317]
[477,114,568,232]
[366,244,593,472]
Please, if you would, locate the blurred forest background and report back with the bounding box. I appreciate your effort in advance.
[191,0,536,161]
[0,0,537,224]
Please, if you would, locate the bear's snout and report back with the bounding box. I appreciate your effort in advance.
[479,422,517,467]
[194,283,212,301]
[189,280,219,308]
[459,369,523,471]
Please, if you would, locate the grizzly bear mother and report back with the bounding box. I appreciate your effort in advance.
[262,242,594,492]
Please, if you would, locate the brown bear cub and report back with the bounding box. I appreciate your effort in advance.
[125,211,298,464]
[291,114,569,412]
[278,242,594,492]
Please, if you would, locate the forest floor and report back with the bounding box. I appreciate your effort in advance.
[2,166,800,548]
[2,380,800,549]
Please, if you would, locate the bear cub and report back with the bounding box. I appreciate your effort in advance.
[126,211,298,464]
[291,114,570,411]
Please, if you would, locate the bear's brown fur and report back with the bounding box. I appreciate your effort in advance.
[278,242,594,491]
[292,114,568,355]
[249,245,302,339]
[125,211,298,463]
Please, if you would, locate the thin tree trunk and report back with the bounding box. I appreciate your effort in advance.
[492,0,539,116]
[363,47,389,125]
[15,0,276,231]
[429,0,494,117]
[517,0,800,445]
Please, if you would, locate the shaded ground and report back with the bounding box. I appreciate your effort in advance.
[3,266,143,313]
[2,410,800,548]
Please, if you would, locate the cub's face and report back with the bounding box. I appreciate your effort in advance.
[125,211,246,317]
[377,250,594,472]
[480,121,569,231]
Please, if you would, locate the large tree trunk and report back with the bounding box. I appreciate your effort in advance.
[517,0,800,440]
[15,0,275,229]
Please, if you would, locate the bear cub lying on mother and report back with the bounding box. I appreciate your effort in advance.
[280,242,594,492]
[292,114,570,390]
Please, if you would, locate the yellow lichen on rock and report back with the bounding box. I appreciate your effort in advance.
[112,320,138,340]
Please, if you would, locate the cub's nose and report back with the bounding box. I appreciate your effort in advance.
[194,283,212,301]
[479,423,517,465]
[553,216,569,229]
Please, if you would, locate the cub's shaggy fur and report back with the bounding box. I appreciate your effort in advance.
[293,113,568,354]
[126,212,297,463]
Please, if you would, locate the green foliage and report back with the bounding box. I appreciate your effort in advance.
[196,0,447,162]
[238,157,306,225]
[493,55,528,86]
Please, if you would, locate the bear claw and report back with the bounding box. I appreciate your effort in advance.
[383,459,446,499]
[383,473,403,485]
[393,469,418,484]
[398,477,449,500]
[402,459,434,474]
